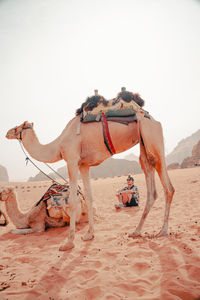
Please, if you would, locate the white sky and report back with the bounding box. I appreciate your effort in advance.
[0,0,200,181]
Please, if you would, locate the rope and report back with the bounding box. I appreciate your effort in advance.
[43,162,68,183]
[18,141,68,185]
[18,141,84,198]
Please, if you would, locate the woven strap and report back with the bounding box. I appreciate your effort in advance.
[101,112,116,155]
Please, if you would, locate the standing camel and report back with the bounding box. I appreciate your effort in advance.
[6,97,174,250]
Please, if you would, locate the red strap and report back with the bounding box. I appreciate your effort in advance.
[102,112,116,155]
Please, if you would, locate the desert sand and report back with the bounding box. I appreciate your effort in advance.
[0,167,200,300]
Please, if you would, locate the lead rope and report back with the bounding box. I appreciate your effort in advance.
[18,141,85,199]
[43,162,69,183]
[18,141,68,185]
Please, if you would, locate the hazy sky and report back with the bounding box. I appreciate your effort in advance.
[0,0,200,181]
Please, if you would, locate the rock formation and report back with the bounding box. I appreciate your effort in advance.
[28,158,142,181]
[166,129,200,165]
[167,163,181,170]
[0,165,9,181]
[181,140,200,168]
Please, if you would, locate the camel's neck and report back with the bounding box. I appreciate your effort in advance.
[5,193,28,228]
[21,128,62,163]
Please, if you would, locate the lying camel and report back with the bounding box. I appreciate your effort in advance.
[0,187,88,234]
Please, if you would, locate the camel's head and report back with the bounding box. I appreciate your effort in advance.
[6,121,33,140]
[0,187,14,201]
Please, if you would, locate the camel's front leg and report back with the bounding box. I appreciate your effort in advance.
[59,161,79,251]
[79,164,94,241]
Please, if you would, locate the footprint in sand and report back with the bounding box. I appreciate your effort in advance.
[76,269,98,280]
[132,261,150,275]
[180,263,200,279]
[16,256,32,264]
[0,282,10,292]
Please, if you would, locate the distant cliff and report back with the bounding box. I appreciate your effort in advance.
[166,129,200,165]
[28,171,57,182]
[0,165,9,181]
[28,157,142,181]
[181,140,200,168]
[123,153,139,162]
[90,157,142,178]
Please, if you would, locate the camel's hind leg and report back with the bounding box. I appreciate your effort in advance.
[137,117,175,237]
[79,164,94,241]
[59,160,79,251]
[146,124,175,236]
[155,158,175,236]
[129,143,157,238]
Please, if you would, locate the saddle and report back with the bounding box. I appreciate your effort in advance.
[77,88,149,125]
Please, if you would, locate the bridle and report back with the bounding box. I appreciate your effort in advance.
[14,125,32,140]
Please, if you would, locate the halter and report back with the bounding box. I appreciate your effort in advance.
[15,124,33,140]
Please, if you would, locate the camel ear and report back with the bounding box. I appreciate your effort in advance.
[31,122,34,128]
[23,121,28,128]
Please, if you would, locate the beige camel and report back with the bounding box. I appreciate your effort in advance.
[0,187,88,234]
[6,110,174,250]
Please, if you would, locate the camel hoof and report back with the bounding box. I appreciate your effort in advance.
[82,232,94,241]
[156,231,168,238]
[59,241,75,251]
[128,232,141,239]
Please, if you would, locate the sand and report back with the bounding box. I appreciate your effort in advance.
[0,167,200,300]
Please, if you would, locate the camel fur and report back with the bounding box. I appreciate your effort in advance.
[6,99,174,250]
[0,187,88,235]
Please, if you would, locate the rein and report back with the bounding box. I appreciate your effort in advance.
[18,141,85,199]
[18,141,68,185]
[15,125,32,140]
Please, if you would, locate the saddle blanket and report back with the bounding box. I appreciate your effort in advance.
[39,183,69,206]
[36,182,85,221]
[82,108,137,123]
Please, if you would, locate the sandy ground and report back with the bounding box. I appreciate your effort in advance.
[0,167,200,300]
